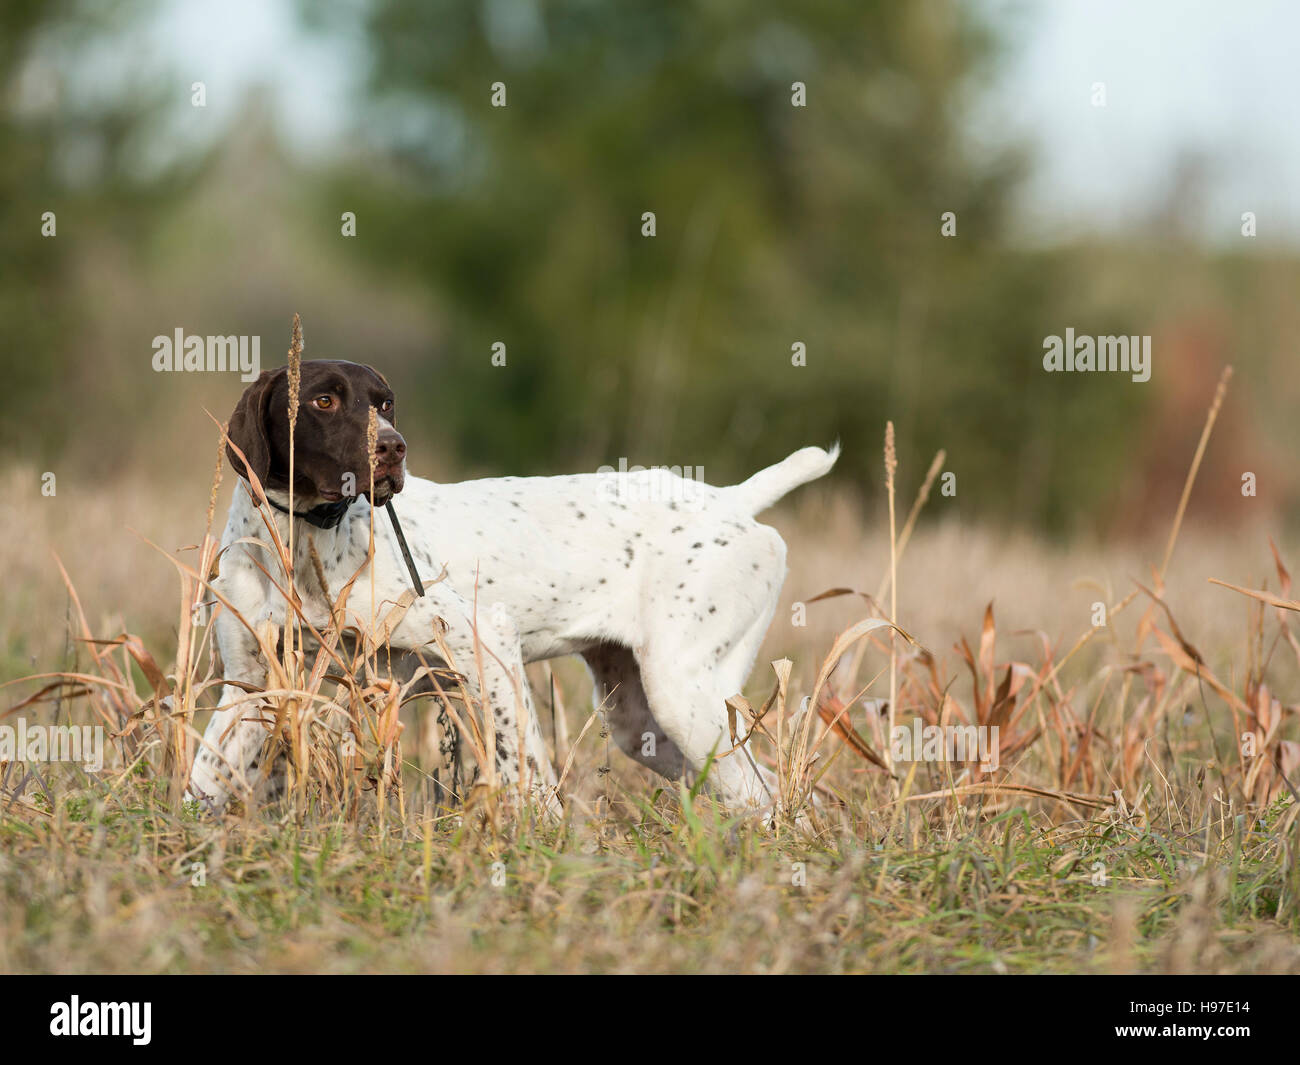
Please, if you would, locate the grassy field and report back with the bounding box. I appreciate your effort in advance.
[3,417,1300,974]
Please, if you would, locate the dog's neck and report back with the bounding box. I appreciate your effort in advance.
[264,492,354,530]
[250,483,362,536]
[236,479,424,597]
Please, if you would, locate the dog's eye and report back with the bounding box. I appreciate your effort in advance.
[313,395,334,410]
[380,399,393,413]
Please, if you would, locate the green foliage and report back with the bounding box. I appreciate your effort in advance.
[1,1,1275,530]
[3,771,1297,973]
[0,0,193,456]
[0,2,67,451]
[319,0,1141,528]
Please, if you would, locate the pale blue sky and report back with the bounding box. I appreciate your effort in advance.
[976,0,1300,245]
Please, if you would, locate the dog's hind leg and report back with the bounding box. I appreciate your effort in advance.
[633,525,788,814]
[581,642,685,780]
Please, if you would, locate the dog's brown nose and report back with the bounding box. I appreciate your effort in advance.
[375,427,406,465]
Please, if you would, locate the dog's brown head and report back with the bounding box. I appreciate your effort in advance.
[226,360,406,507]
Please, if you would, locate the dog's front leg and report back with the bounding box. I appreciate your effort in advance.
[185,573,281,812]
[395,594,560,817]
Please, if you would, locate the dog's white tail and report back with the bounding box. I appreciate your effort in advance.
[729,443,840,514]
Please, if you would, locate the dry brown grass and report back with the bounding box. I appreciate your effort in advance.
[3,370,1300,972]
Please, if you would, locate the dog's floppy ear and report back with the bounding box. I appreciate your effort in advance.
[225,368,282,491]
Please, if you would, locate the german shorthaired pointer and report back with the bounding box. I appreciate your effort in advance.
[186,360,838,815]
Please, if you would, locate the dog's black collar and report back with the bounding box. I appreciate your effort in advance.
[257,488,424,597]
[265,495,354,530]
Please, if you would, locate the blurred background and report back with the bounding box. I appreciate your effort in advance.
[3,0,1299,672]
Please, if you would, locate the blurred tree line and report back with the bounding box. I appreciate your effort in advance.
[322,0,1118,517]
[1,0,197,453]
[316,0,1158,527]
[3,0,1292,534]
